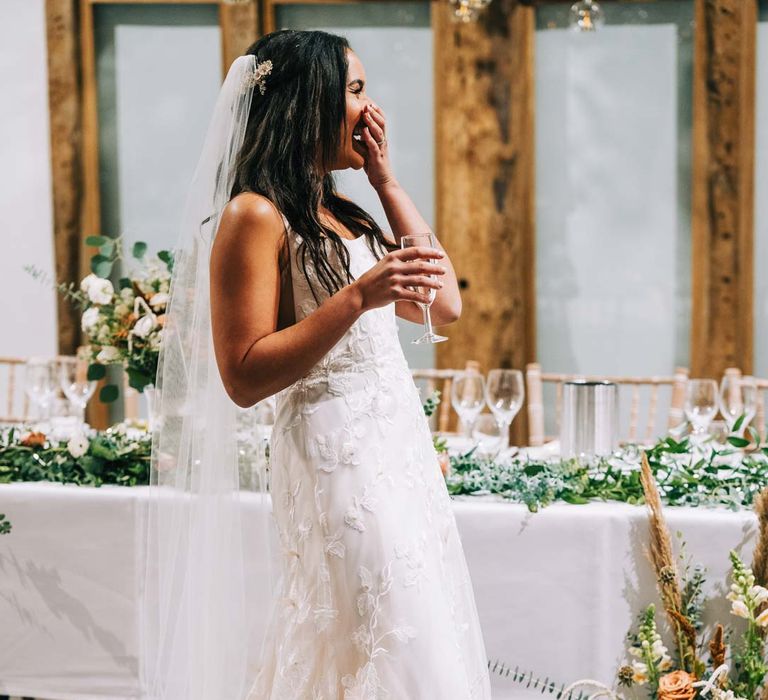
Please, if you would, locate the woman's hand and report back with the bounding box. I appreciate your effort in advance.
[358,103,396,190]
[351,246,446,312]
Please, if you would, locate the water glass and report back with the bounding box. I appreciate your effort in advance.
[684,378,718,440]
[451,371,486,438]
[485,369,524,449]
[471,413,503,457]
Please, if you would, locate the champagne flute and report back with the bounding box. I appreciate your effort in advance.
[719,374,758,436]
[485,369,525,449]
[400,232,447,344]
[684,378,718,442]
[59,355,97,431]
[451,371,486,438]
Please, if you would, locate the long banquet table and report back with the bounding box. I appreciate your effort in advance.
[0,481,758,699]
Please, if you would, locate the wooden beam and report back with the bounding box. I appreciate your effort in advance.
[433,0,536,445]
[691,0,757,378]
[45,0,83,355]
[219,1,259,76]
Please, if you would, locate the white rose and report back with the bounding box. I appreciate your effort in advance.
[67,433,89,459]
[96,346,121,363]
[80,273,100,294]
[731,599,750,619]
[87,277,114,305]
[81,307,100,332]
[133,314,156,338]
[149,292,169,310]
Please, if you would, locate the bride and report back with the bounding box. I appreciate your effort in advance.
[143,28,491,700]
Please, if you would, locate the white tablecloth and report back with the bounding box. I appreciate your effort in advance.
[0,482,757,699]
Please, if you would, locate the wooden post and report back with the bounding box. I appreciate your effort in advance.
[45,0,84,355]
[219,1,259,76]
[691,0,757,378]
[433,0,536,445]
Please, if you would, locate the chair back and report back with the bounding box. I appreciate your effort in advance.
[525,363,689,446]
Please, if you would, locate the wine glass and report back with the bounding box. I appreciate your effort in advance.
[485,369,525,449]
[719,374,758,435]
[684,379,718,442]
[451,371,486,438]
[59,355,97,430]
[24,358,57,423]
[400,232,447,344]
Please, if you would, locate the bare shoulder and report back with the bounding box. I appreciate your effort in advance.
[216,192,286,249]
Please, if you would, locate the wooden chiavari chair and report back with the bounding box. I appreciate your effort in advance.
[525,363,689,447]
[721,367,768,444]
[411,361,481,434]
[0,357,31,424]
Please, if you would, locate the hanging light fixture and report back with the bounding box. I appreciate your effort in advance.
[569,0,605,32]
[449,0,492,23]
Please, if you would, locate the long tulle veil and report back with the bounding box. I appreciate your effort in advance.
[140,54,277,700]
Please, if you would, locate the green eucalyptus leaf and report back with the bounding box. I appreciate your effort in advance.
[99,239,116,257]
[86,235,107,247]
[727,436,750,449]
[158,250,174,270]
[733,414,746,433]
[127,367,153,392]
[99,384,120,403]
[119,277,133,290]
[132,241,148,259]
[90,254,113,278]
[87,363,106,381]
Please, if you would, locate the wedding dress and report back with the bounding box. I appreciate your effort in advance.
[247,225,492,699]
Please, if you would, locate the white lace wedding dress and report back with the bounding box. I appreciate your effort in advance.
[248,225,492,700]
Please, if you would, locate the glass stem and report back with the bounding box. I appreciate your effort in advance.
[501,419,512,449]
[421,304,434,338]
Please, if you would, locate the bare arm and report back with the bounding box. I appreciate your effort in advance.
[359,103,461,325]
[210,193,445,408]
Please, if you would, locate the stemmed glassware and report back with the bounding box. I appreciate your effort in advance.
[719,374,757,436]
[24,358,57,424]
[400,232,447,344]
[59,354,97,431]
[485,369,525,449]
[684,378,718,443]
[451,371,486,438]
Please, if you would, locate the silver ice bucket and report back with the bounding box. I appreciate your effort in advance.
[560,381,618,458]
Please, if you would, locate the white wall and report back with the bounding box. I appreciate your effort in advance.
[0,0,58,358]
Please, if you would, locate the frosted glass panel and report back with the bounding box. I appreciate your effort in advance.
[756,3,768,377]
[275,3,434,368]
[94,4,221,420]
[95,4,221,253]
[535,3,694,436]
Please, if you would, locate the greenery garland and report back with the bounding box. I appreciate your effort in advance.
[445,434,768,513]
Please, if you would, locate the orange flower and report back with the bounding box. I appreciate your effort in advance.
[658,670,696,700]
[156,314,166,327]
[20,431,46,448]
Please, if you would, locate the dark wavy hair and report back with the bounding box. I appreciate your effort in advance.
[230,29,395,301]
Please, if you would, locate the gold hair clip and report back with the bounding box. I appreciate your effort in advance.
[243,59,273,95]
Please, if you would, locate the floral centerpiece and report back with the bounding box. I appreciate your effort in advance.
[29,236,174,403]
